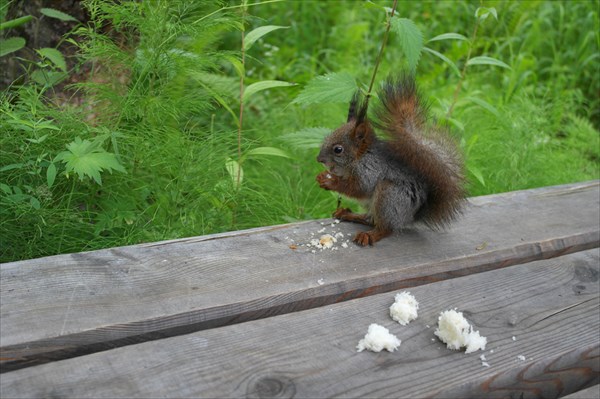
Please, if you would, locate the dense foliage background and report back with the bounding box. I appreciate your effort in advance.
[1,0,598,262]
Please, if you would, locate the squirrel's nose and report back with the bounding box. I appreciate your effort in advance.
[317,151,325,164]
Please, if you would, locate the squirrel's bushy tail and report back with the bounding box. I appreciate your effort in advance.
[374,74,466,229]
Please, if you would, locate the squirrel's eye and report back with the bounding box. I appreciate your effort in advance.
[333,145,344,155]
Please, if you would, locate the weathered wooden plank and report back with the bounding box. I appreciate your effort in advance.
[1,181,599,372]
[2,249,598,398]
[562,384,599,399]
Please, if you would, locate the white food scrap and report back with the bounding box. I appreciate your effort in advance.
[319,234,336,249]
[389,291,419,325]
[434,309,487,354]
[356,324,401,353]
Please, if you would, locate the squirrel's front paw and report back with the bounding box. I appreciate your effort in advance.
[316,170,338,190]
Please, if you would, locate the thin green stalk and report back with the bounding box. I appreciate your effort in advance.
[57,178,76,254]
[237,20,245,189]
[365,0,398,106]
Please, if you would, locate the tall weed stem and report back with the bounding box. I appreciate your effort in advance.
[365,0,398,107]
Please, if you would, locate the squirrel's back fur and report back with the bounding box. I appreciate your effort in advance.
[373,74,465,228]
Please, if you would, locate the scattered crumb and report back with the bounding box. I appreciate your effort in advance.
[389,292,419,325]
[317,278,325,285]
[512,336,516,341]
[480,354,487,362]
[357,324,401,353]
[426,325,431,329]
[289,244,298,250]
[476,242,488,251]
[517,355,526,361]
[481,362,491,367]
[434,309,487,354]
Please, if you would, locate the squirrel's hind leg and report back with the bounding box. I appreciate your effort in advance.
[332,207,373,226]
[354,227,392,246]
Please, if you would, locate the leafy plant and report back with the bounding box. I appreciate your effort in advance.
[54,136,125,185]
[1,6,79,87]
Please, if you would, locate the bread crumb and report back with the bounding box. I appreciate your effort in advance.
[512,336,516,341]
[434,309,487,354]
[482,361,491,367]
[317,278,324,285]
[319,234,337,249]
[357,324,401,353]
[517,355,526,361]
[389,292,419,325]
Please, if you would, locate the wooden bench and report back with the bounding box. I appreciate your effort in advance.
[1,181,599,398]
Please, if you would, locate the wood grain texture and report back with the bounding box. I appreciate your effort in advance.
[1,181,599,372]
[2,249,598,398]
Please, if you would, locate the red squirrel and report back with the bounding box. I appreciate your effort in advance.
[316,74,465,246]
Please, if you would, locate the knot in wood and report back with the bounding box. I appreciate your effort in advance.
[246,374,296,399]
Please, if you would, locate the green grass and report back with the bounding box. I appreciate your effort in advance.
[1,0,598,262]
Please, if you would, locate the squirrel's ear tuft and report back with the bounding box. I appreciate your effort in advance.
[347,91,368,124]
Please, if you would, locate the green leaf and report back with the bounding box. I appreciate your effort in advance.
[40,8,78,22]
[46,163,57,188]
[244,147,290,160]
[35,120,60,131]
[223,54,244,77]
[423,47,461,77]
[26,134,49,144]
[465,96,500,117]
[279,127,331,149]
[390,17,423,72]
[475,7,498,21]
[446,117,465,132]
[467,56,511,69]
[467,165,486,186]
[363,1,386,11]
[0,163,24,172]
[243,80,296,101]
[244,25,288,51]
[30,196,41,210]
[54,137,126,185]
[31,69,68,87]
[0,15,33,30]
[0,183,11,195]
[225,158,243,187]
[428,33,468,42]
[293,72,357,104]
[0,37,25,57]
[37,47,67,71]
